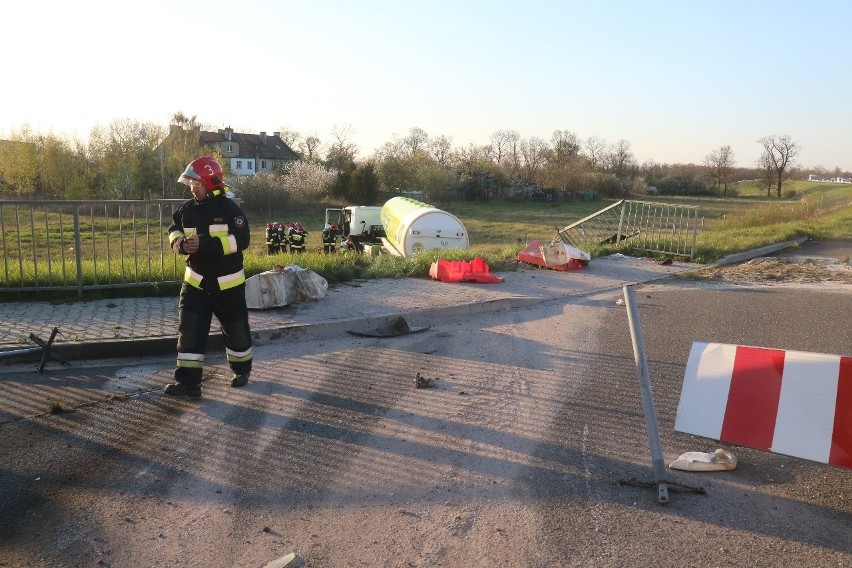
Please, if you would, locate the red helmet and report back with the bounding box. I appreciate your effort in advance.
[331,223,338,230]
[266,222,273,228]
[177,156,225,191]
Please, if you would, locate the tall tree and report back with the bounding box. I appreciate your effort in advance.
[519,136,551,186]
[325,123,358,171]
[584,135,607,171]
[276,127,301,150]
[349,161,380,203]
[487,129,516,164]
[704,144,736,196]
[757,134,800,197]
[301,134,322,163]
[546,130,582,190]
[603,139,637,181]
[403,127,429,158]
[428,134,453,168]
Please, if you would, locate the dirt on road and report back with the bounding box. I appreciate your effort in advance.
[1,247,850,568]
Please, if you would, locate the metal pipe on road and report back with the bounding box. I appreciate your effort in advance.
[623,284,669,503]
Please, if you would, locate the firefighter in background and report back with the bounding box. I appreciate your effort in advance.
[276,222,288,253]
[321,223,337,253]
[288,222,306,253]
[164,156,253,397]
[265,221,280,254]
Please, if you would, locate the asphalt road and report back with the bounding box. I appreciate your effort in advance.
[0,279,849,567]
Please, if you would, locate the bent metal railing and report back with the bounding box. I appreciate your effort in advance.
[556,199,701,260]
[0,199,186,299]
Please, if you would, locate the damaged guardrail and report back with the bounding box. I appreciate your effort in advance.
[556,200,701,260]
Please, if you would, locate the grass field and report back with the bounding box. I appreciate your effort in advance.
[2,183,850,297]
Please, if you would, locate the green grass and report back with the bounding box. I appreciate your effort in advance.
[2,185,851,298]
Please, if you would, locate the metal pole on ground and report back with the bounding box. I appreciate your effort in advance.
[621,285,706,503]
[623,284,669,503]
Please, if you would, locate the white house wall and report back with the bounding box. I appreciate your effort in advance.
[229,158,256,177]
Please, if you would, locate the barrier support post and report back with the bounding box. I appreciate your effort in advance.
[622,285,705,503]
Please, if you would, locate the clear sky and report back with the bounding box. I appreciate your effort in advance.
[3,0,850,171]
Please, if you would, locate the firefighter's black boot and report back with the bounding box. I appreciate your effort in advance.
[164,382,202,397]
[231,372,250,388]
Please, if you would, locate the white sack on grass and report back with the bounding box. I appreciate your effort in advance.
[669,448,737,472]
[245,265,328,309]
[540,241,591,266]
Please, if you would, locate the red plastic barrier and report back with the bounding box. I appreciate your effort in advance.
[429,257,504,283]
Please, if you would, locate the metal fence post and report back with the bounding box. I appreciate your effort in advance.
[73,206,83,300]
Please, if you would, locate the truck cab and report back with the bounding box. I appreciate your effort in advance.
[324,206,387,252]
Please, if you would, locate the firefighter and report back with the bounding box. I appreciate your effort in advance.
[288,223,306,253]
[276,222,288,253]
[265,221,280,254]
[321,224,337,253]
[164,156,253,397]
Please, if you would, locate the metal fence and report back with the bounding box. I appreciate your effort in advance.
[556,199,701,260]
[0,199,186,298]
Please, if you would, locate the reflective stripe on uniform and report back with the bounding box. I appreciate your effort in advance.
[209,224,238,255]
[218,269,245,290]
[169,230,186,246]
[226,346,253,363]
[223,234,238,254]
[184,267,204,289]
[177,352,205,368]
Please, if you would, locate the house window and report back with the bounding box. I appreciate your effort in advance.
[261,160,267,169]
[227,144,232,153]
[236,160,242,169]
[248,162,253,170]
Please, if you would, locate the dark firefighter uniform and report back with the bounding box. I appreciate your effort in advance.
[321,226,336,253]
[289,228,306,253]
[266,222,280,254]
[168,194,253,387]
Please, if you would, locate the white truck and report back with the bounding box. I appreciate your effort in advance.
[324,197,470,256]
[324,206,387,252]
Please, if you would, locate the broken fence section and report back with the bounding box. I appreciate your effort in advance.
[557,199,701,260]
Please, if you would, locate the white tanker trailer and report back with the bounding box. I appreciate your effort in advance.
[379,196,469,257]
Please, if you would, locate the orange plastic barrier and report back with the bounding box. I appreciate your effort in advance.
[429,257,504,283]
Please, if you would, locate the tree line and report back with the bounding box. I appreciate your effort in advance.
[2,112,847,210]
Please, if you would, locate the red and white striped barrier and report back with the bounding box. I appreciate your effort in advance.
[675,342,852,469]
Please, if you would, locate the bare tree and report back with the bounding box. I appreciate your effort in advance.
[403,127,429,158]
[704,144,736,196]
[301,134,322,164]
[546,130,582,190]
[428,134,453,168]
[326,123,358,170]
[519,136,551,186]
[276,127,301,149]
[757,134,800,197]
[487,129,516,164]
[584,135,607,171]
[602,139,637,181]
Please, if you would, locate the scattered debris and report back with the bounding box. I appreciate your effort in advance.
[348,316,429,338]
[669,448,737,472]
[263,552,305,568]
[245,266,328,309]
[517,239,589,271]
[414,372,437,389]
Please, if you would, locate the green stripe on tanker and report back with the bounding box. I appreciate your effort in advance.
[379,196,470,257]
